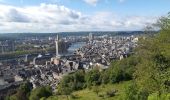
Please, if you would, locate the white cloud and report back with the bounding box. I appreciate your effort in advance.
[83,0,99,6]
[83,0,126,6]
[0,3,157,33]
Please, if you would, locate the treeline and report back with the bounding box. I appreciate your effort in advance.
[0,31,149,41]
[4,82,53,100]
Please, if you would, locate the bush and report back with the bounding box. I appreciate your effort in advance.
[57,70,86,94]
[70,94,77,99]
[98,94,104,97]
[85,69,101,88]
[124,82,149,100]
[100,70,110,84]
[109,56,137,83]
[46,96,58,100]
[8,81,33,100]
[92,86,100,95]
[148,93,170,100]
[106,89,117,97]
[29,86,52,100]
[124,83,138,100]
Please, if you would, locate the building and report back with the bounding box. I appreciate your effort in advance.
[51,34,61,65]
[0,41,15,54]
[89,33,94,44]
[55,34,59,57]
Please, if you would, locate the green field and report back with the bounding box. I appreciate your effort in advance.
[56,81,131,100]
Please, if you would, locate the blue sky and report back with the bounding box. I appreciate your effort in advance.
[0,0,169,32]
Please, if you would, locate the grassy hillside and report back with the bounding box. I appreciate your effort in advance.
[56,81,131,100]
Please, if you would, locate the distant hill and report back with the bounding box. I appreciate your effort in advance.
[0,31,157,41]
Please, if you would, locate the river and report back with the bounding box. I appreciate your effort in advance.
[62,42,86,55]
[68,42,86,52]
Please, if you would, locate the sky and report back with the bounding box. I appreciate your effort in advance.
[0,0,169,33]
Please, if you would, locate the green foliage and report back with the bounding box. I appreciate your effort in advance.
[124,83,139,100]
[92,86,100,95]
[9,95,18,100]
[57,70,85,96]
[71,81,131,100]
[109,56,137,83]
[148,93,170,100]
[106,89,117,97]
[46,96,58,100]
[29,86,52,100]
[57,50,139,98]
[100,70,110,84]
[70,94,78,99]
[19,81,33,94]
[85,69,101,88]
[156,12,170,31]
[124,82,149,100]
[40,97,46,100]
[134,37,170,94]
[8,82,33,100]
[132,12,170,99]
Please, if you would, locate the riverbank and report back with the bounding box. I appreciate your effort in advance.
[0,42,86,61]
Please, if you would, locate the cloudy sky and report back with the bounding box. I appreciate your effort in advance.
[0,0,169,33]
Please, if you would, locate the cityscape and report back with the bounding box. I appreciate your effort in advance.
[0,0,170,100]
[0,33,138,87]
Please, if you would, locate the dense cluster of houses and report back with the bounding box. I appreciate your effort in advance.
[0,34,139,92]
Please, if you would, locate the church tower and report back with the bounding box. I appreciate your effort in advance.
[55,34,59,57]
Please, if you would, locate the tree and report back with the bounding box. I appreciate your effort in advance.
[133,12,170,99]
[29,86,52,100]
[85,69,101,88]
[100,70,110,84]
[109,56,137,83]
[123,82,149,100]
[57,70,85,96]
[124,82,139,100]
[72,70,85,90]
[9,81,33,100]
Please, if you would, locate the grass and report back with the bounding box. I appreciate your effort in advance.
[56,81,131,100]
